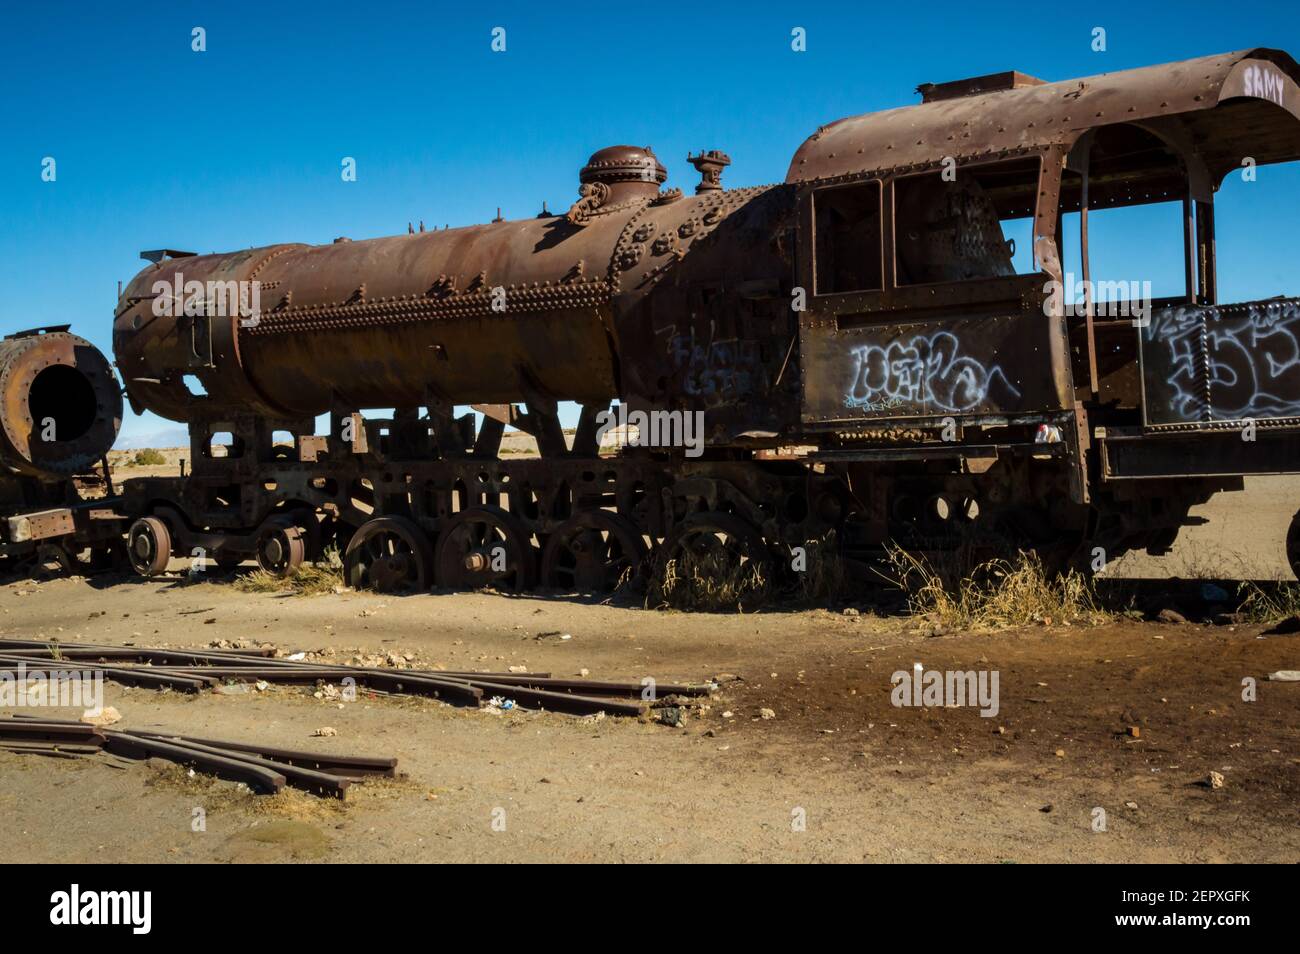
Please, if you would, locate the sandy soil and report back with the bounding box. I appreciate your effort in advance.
[1,475,1296,864]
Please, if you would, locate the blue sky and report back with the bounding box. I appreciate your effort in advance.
[2,1,1298,443]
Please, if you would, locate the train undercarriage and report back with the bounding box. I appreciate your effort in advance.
[114,407,1262,597]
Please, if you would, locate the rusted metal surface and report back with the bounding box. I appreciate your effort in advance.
[2,714,394,799]
[94,48,1300,587]
[787,49,1300,185]
[1140,298,1300,428]
[0,328,121,478]
[0,638,696,718]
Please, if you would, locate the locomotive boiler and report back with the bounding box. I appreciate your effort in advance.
[111,48,1300,592]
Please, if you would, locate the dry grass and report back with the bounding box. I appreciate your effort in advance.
[789,532,848,603]
[1235,580,1300,623]
[234,547,345,597]
[886,544,1109,629]
[647,548,769,612]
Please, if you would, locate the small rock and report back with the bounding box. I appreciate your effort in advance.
[1125,801,1139,810]
[1156,608,1187,624]
[1207,770,1225,789]
[313,726,338,737]
[759,708,776,720]
[1039,803,1053,813]
[656,706,686,728]
[712,673,742,684]
[81,706,121,727]
[507,665,528,674]
[842,607,860,617]
[1054,749,1066,758]
[1267,670,1300,681]
[722,710,734,719]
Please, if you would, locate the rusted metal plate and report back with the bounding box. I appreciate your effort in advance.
[6,508,75,543]
[801,313,1068,423]
[787,50,1300,186]
[1140,297,1300,428]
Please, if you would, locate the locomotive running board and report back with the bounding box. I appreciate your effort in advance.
[1100,426,1300,479]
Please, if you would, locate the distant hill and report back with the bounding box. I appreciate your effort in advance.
[113,428,189,450]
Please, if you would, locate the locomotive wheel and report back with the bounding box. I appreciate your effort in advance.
[283,506,323,560]
[127,516,172,577]
[655,512,771,591]
[540,510,647,593]
[1287,508,1300,582]
[436,505,536,592]
[344,516,433,593]
[255,521,306,577]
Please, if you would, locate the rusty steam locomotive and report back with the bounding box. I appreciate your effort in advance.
[10,48,1300,594]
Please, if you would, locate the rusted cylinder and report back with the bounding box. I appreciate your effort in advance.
[0,329,121,477]
[113,213,631,421]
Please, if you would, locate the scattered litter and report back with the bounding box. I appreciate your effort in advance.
[1267,670,1300,681]
[313,726,338,737]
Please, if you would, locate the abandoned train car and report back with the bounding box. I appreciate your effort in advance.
[107,48,1300,592]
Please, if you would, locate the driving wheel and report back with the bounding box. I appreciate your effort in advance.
[540,510,647,593]
[435,505,536,591]
[344,516,433,593]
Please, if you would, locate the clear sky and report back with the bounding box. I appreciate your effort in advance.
[2,1,1298,444]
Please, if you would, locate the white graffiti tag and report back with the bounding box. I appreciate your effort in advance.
[1147,299,1300,422]
[846,331,1022,413]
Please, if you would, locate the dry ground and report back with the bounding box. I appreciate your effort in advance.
[0,477,1297,863]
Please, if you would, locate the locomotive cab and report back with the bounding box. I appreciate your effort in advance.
[787,48,1300,570]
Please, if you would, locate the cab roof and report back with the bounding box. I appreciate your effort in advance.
[786,48,1300,186]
